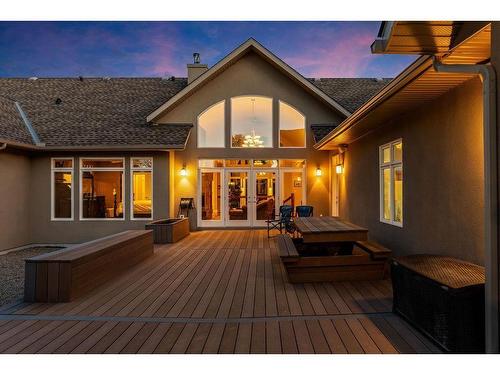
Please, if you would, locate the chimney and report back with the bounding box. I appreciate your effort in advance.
[187,52,208,84]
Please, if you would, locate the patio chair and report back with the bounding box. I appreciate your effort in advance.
[295,205,313,217]
[266,205,293,237]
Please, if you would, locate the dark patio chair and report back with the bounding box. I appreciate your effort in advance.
[266,205,293,237]
[295,205,314,217]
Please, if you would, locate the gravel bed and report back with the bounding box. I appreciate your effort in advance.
[0,246,63,309]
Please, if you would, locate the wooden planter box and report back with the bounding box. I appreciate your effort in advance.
[145,218,190,244]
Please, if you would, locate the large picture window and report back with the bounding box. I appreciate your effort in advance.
[380,140,403,226]
[198,100,225,148]
[279,101,306,148]
[231,96,272,148]
[80,158,124,220]
[131,158,153,220]
[51,158,73,220]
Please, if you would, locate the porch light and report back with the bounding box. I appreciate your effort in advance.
[180,165,187,176]
[336,164,344,174]
[315,167,322,177]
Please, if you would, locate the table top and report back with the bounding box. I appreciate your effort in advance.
[294,216,368,234]
[294,216,368,243]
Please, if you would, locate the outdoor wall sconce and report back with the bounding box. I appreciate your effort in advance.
[180,164,187,176]
[336,144,348,175]
[315,167,322,177]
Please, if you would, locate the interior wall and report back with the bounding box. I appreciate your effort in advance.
[340,77,484,265]
[0,149,32,250]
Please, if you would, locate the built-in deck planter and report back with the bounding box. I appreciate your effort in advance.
[277,235,391,283]
[145,218,190,244]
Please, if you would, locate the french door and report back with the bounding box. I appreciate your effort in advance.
[198,165,301,228]
[224,169,277,227]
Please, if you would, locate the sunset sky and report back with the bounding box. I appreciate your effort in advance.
[0,21,415,78]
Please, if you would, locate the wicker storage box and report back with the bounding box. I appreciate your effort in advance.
[391,255,485,353]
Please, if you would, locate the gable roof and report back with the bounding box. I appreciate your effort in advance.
[146,38,353,122]
[0,78,192,150]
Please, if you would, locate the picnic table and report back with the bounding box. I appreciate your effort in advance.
[293,216,368,254]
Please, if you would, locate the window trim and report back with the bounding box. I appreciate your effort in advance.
[278,100,307,149]
[379,139,403,227]
[230,95,274,149]
[130,157,154,221]
[51,157,74,221]
[197,100,226,148]
[79,157,125,221]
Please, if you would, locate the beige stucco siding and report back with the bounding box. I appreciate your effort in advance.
[340,77,484,265]
[23,151,170,246]
[157,51,344,220]
[0,150,32,250]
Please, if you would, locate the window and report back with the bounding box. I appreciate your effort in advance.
[231,96,272,148]
[279,101,306,147]
[80,158,124,220]
[380,140,403,226]
[131,158,153,220]
[198,100,225,148]
[51,158,73,220]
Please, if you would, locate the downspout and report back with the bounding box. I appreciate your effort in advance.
[433,56,499,353]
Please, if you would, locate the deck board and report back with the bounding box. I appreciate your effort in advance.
[0,229,441,354]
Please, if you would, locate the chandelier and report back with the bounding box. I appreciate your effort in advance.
[242,129,264,148]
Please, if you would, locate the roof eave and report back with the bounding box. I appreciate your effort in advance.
[314,55,433,150]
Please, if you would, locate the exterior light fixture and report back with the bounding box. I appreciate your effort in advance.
[180,165,187,176]
[336,144,348,175]
[315,167,322,177]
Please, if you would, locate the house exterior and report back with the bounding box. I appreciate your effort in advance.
[316,21,499,353]
[0,38,388,249]
[1,23,499,352]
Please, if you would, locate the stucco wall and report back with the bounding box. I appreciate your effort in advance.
[25,151,170,246]
[157,51,344,222]
[0,150,32,250]
[340,77,484,265]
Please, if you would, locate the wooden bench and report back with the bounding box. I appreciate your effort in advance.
[24,230,153,303]
[354,240,392,260]
[276,234,299,263]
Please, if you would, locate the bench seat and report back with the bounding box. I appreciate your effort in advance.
[24,230,153,302]
[276,234,299,262]
[355,240,392,260]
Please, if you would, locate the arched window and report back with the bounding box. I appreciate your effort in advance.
[231,96,273,148]
[279,101,306,148]
[197,100,225,148]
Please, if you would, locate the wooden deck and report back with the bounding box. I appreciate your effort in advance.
[0,230,441,354]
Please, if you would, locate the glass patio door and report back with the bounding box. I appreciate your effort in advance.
[225,170,250,226]
[199,169,223,227]
[252,170,277,227]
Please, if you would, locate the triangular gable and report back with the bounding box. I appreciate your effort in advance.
[146,38,351,122]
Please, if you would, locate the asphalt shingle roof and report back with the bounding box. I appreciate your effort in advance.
[0,96,34,145]
[0,76,390,148]
[311,78,391,114]
[0,78,191,148]
[311,124,339,144]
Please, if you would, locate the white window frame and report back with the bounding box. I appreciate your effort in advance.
[79,157,125,221]
[230,95,274,149]
[130,157,154,221]
[197,100,226,148]
[278,100,307,149]
[379,139,403,227]
[51,157,74,221]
